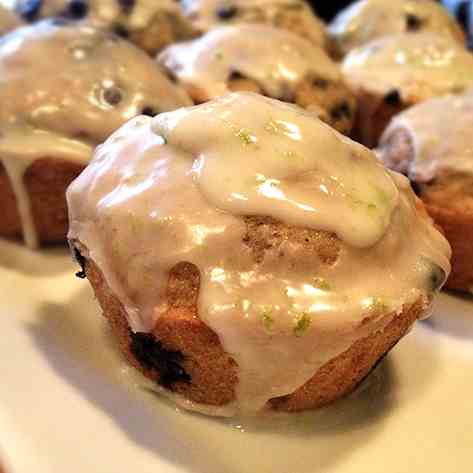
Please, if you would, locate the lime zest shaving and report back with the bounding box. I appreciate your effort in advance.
[293,312,312,337]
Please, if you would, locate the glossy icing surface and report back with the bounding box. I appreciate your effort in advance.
[342,33,473,101]
[158,24,340,102]
[329,0,464,56]
[379,89,473,183]
[0,20,191,248]
[67,92,451,416]
[181,0,327,47]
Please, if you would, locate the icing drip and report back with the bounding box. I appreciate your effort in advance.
[67,93,451,415]
[158,24,340,102]
[0,20,191,248]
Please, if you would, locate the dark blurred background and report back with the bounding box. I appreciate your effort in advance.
[308,0,472,46]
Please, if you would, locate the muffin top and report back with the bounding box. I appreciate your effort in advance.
[13,0,195,53]
[68,92,450,415]
[330,0,465,56]
[379,90,473,184]
[342,33,473,102]
[0,19,191,164]
[158,24,340,102]
[181,0,327,47]
[0,4,22,35]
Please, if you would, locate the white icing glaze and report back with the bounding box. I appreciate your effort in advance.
[68,93,451,416]
[380,89,473,182]
[158,24,340,102]
[0,20,191,248]
[181,0,327,47]
[342,33,473,102]
[329,0,464,56]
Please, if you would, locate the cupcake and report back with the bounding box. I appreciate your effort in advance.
[342,33,473,147]
[329,0,465,57]
[181,0,330,50]
[13,0,196,54]
[0,5,23,35]
[67,92,451,416]
[378,90,473,293]
[0,19,191,249]
[158,24,356,134]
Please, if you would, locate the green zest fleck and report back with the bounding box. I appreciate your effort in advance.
[260,305,274,331]
[293,312,312,337]
[313,277,331,291]
[265,119,289,135]
[365,297,389,313]
[235,128,255,145]
[214,51,223,60]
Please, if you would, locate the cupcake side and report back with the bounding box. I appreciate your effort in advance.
[67,92,451,416]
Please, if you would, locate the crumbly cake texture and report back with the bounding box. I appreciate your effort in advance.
[172,72,356,136]
[72,215,428,412]
[0,158,84,245]
[378,129,473,292]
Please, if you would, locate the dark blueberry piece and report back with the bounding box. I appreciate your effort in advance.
[66,0,89,19]
[118,0,135,13]
[130,332,191,388]
[330,102,352,121]
[72,246,87,279]
[216,5,238,20]
[113,23,129,38]
[229,70,244,80]
[428,264,447,292]
[384,89,401,107]
[312,77,329,89]
[103,86,123,106]
[406,13,423,32]
[141,106,158,116]
[16,0,43,22]
[409,178,422,196]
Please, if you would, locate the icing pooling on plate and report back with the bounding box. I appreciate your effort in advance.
[0,20,191,248]
[67,93,451,416]
[329,0,464,56]
[342,33,473,102]
[181,0,327,47]
[379,89,473,183]
[158,24,340,102]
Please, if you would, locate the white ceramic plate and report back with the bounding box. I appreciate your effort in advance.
[0,240,472,473]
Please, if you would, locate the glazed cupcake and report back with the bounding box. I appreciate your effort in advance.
[329,0,465,57]
[0,4,23,35]
[342,33,473,147]
[378,90,473,292]
[0,19,191,249]
[158,24,356,134]
[67,92,451,416]
[181,0,331,50]
[13,0,196,54]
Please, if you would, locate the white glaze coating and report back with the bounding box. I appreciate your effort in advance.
[0,20,191,248]
[181,0,327,47]
[342,33,473,102]
[329,0,464,56]
[158,24,340,102]
[67,93,451,416]
[380,89,473,182]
